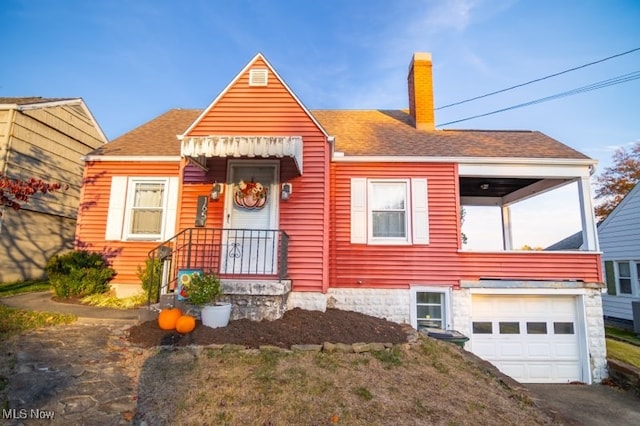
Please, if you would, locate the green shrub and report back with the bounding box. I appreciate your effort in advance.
[137,258,162,303]
[45,250,114,298]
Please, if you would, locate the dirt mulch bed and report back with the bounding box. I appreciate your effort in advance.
[127,308,410,348]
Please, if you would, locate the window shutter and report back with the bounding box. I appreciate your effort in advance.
[350,178,367,244]
[163,177,179,240]
[105,176,128,240]
[411,178,429,244]
[604,261,617,296]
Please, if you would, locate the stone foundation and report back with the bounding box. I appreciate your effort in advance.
[221,279,292,321]
[286,289,411,324]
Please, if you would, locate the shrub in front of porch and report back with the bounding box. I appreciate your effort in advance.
[45,250,115,298]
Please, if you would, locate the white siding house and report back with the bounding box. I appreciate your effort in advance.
[599,183,640,321]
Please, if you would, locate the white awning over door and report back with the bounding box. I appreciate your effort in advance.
[181,135,303,174]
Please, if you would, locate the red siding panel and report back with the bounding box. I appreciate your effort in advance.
[75,161,181,285]
[184,56,329,292]
[330,162,461,288]
[459,251,602,282]
[329,161,602,289]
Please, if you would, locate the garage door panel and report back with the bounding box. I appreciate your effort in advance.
[498,363,525,380]
[527,363,554,380]
[472,342,498,357]
[470,295,582,383]
[555,342,579,358]
[500,342,525,357]
[527,342,552,357]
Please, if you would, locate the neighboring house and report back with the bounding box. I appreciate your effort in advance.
[0,97,107,282]
[75,53,606,384]
[599,182,640,324]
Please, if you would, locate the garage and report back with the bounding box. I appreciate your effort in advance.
[470,294,584,383]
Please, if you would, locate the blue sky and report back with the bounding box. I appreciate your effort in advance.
[2,0,640,247]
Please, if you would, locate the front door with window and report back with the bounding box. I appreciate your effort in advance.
[221,163,278,275]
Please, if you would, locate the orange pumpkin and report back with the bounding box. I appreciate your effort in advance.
[157,308,183,330]
[175,315,196,334]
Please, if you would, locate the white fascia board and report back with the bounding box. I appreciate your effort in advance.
[179,53,329,140]
[333,155,596,166]
[81,155,181,162]
[459,162,593,178]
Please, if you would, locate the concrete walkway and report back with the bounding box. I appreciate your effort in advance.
[1,290,138,323]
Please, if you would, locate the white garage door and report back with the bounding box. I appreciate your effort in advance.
[470,295,581,383]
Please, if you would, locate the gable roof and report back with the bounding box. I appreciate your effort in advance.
[180,53,327,140]
[0,97,109,144]
[312,110,591,160]
[597,181,640,233]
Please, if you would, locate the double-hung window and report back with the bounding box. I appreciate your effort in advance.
[370,181,408,241]
[350,178,429,245]
[128,181,165,238]
[105,176,178,241]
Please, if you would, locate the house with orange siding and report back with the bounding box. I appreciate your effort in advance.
[76,53,606,384]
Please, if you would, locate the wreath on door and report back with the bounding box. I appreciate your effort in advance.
[234,179,268,209]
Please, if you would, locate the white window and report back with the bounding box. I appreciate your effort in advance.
[350,178,429,245]
[410,286,451,331]
[369,181,409,241]
[126,181,166,238]
[105,176,179,241]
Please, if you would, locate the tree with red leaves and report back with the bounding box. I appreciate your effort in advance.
[0,174,66,215]
[594,142,640,220]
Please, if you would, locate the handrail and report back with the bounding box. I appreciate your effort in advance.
[147,228,289,305]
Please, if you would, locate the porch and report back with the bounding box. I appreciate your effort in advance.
[459,162,599,253]
[149,227,291,320]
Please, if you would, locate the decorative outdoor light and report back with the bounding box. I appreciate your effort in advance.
[210,182,223,201]
[281,182,292,200]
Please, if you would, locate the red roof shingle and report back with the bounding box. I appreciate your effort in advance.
[90,109,200,156]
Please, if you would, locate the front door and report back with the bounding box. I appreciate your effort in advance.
[221,162,279,274]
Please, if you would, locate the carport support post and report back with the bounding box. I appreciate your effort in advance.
[501,204,513,250]
[577,176,599,251]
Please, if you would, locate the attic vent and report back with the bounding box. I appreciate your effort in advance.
[249,69,268,86]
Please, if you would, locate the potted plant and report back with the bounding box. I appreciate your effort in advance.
[186,271,231,328]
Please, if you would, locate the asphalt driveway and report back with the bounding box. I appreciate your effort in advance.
[526,383,640,425]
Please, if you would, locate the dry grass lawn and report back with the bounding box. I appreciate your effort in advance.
[133,337,555,425]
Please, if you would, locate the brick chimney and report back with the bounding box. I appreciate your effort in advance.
[408,52,435,130]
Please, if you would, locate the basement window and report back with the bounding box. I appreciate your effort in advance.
[249,69,268,86]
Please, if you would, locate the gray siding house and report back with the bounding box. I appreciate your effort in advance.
[0,97,107,282]
[599,182,640,322]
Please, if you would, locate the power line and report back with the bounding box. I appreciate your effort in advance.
[437,70,640,127]
[435,47,640,111]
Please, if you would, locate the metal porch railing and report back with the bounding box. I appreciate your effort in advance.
[147,228,289,303]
